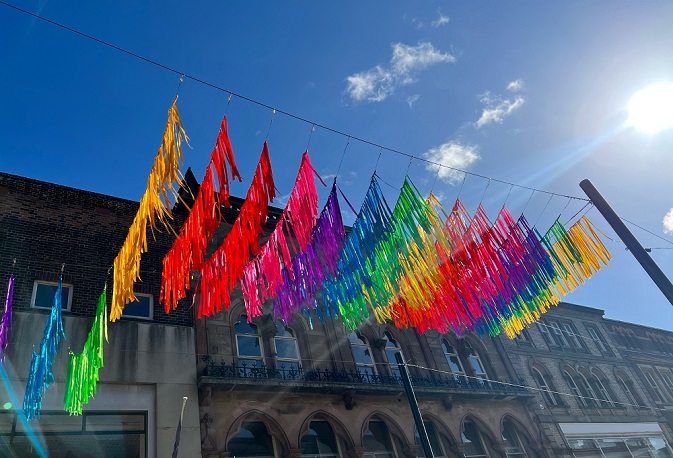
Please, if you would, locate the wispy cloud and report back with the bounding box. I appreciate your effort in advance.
[423,141,480,185]
[345,42,456,103]
[431,11,449,27]
[664,208,673,234]
[474,79,525,128]
[406,94,420,108]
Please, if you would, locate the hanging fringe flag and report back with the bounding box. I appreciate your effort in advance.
[240,152,321,319]
[161,115,242,313]
[321,176,395,329]
[24,275,66,420]
[197,142,275,317]
[273,180,346,323]
[111,98,189,321]
[63,285,108,415]
[0,275,14,360]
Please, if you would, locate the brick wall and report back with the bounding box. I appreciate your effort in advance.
[0,171,192,327]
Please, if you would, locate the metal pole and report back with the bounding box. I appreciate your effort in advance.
[395,352,434,457]
[579,179,673,306]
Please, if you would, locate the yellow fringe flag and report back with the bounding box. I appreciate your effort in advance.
[110,98,188,321]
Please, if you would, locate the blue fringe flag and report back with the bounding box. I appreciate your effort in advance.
[23,275,66,420]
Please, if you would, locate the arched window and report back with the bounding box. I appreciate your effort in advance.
[563,369,588,407]
[228,421,278,458]
[273,321,301,373]
[464,341,488,383]
[349,331,377,376]
[531,367,558,406]
[577,370,600,407]
[442,340,466,382]
[235,315,264,366]
[383,332,403,378]
[416,421,452,457]
[643,369,666,403]
[363,419,397,458]
[502,420,531,458]
[616,372,643,406]
[300,421,340,458]
[462,420,492,458]
[590,369,615,407]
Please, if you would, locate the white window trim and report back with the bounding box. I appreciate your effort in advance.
[532,368,558,406]
[31,280,74,311]
[644,370,665,403]
[121,292,154,320]
[349,331,377,376]
[564,370,589,407]
[442,340,466,380]
[235,318,265,364]
[273,325,301,369]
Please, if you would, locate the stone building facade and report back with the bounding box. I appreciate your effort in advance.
[497,302,673,457]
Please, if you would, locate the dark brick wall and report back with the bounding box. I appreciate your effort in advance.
[0,171,193,327]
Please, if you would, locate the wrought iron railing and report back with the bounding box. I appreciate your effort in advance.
[200,356,528,395]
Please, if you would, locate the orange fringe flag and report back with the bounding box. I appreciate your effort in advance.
[197,142,275,317]
[160,116,242,313]
[110,98,188,321]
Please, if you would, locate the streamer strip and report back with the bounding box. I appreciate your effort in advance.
[23,276,66,420]
[161,115,242,313]
[0,275,14,360]
[240,152,320,319]
[197,142,275,317]
[111,99,189,321]
[64,285,108,415]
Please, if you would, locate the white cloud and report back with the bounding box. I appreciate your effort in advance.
[474,80,525,128]
[663,208,673,234]
[345,42,456,103]
[431,12,449,27]
[507,79,523,92]
[406,94,420,108]
[423,141,480,185]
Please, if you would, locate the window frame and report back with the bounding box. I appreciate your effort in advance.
[643,370,666,403]
[121,293,154,321]
[590,369,615,407]
[616,373,642,407]
[563,369,589,407]
[464,341,488,383]
[531,367,558,406]
[234,315,265,366]
[383,332,403,378]
[349,331,377,376]
[30,280,74,311]
[586,325,613,356]
[272,322,301,372]
[441,339,466,382]
[537,322,555,347]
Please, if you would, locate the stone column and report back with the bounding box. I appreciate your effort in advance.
[491,442,508,458]
[347,446,366,458]
[449,444,466,458]
[284,448,304,458]
[403,444,420,457]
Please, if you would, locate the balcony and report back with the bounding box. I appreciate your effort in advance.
[198,356,532,400]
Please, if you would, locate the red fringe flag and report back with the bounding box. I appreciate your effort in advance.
[240,152,321,319]
[197,142,275,317]
[161,116,242,313]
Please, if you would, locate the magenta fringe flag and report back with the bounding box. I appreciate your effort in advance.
[240,152,322,319]
[0,275,14,360]
[273,181,346,323]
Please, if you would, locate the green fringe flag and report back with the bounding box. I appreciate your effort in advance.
[64,285,108,415]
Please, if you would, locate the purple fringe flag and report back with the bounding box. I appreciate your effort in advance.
[0,275,13,360]
[273,182,346,323]
[24,275,66,420]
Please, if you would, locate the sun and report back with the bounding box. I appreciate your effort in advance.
[627,82,673,135]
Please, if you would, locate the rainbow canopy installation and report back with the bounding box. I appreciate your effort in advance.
[197,142,276,317]
[241,151,322,319]
[161,115,242,313]
[64,285,108,415]
[0,274,14,360]
[24,275,66,420]
[111,98,189,321]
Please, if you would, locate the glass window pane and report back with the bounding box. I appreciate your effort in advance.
[275,321,293,338]
[123,294,152,318]
[235,317,258,335]
[0,412,13,433]
[364,421,394,453]
[16,413,82,432]
[275,339,298,359]
[85,413,145,432]
[228,421,276,457]
[34,283,71,309]
[300,421,339,456]
[462,421,487,456]
[237,335,262,357]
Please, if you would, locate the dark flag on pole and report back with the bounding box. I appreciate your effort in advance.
[172,397,188,458]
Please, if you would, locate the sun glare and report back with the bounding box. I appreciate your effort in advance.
[627,82,673,135]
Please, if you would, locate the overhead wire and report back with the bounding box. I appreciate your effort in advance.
[0,0,590,204]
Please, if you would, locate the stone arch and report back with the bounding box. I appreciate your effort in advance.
[360,410,411,448]
[418,411,459,447]
[459,413,499,446]
[297,409,356,451]
[460,334,496,379]
[224,409,291,454]
[499,413,536,446]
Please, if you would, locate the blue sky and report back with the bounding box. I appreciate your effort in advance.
[2,1,673,330]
